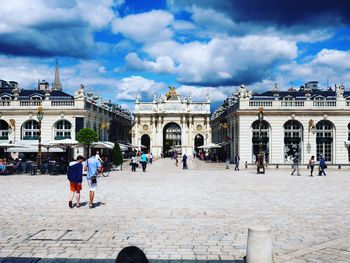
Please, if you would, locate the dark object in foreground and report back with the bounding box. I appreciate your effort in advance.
[116,246,148,263]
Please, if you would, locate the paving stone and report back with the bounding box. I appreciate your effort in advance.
[0,159,349,262]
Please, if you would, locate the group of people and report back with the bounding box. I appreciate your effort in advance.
[67,153,102,209]
[130,152,153,172]
[291,153,327,176]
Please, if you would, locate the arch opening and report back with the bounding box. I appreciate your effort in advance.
[163,122,181,157]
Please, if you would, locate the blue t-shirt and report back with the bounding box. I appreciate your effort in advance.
[86,157,101,179]
[140,154,148,163]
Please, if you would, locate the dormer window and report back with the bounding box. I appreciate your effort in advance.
[314,95,325,100]
[283,95,294,100]
[31,96,42,101]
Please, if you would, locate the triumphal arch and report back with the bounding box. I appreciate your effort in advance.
[132,87,211,156]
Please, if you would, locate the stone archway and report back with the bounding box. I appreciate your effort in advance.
[141,134,150,153]
[163,122,181,156]
[194,134,204,149]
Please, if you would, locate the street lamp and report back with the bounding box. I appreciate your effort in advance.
[307,119,316,153]
[37,106,44,168]
[257,107,265,174]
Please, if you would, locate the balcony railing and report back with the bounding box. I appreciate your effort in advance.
[0,101,10,106]
[51,101,75,106]
[20,101,42,106]
[249,101,273,107]
[280,101,305,107]
[313,101,337,107]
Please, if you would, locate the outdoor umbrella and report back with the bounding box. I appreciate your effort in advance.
[197,143,222,149]
[48,139,80,161]
[91,141,115,150]
[0,142,28,157]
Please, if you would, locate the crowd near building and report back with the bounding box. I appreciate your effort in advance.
[211,82,350,166]
[0,62,132,160]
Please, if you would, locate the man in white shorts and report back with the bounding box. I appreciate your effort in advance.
[86,155,101,208]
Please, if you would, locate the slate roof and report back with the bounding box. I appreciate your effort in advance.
[0,88,73,100]
[251,90,350,100]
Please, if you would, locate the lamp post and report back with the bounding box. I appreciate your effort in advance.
[307,119,316,153]
[257,107,265,174]
[37,106,44,168]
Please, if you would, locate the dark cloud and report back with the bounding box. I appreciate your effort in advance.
[169,0,350,28]
[0,26,94,58]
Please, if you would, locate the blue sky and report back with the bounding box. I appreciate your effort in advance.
[0,0,350,110]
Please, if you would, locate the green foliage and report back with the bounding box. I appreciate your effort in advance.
[76,128,98,157]
[112,142,123,166]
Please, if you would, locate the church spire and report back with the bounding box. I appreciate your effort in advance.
[52,59,62,91]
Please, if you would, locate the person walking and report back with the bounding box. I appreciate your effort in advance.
[140,152,148,172]
[319,154,327,176]
[174,152,178,166]
[234,154,240,171]
[86,155,102,208]
[130,154,137,172]
[291,153,301,176]
[309,155,316,177]
[67,155,85,208]
[182,154,188,169]
[149,152,153,164]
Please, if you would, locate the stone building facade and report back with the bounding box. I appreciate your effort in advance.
[0,63,132,158]
[211,82,350,166]
[132,87,211,156]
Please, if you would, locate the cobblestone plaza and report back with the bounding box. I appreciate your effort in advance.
[0,159,349,263]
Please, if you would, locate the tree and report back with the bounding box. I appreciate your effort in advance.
[76,128,98,157]
[112,142,123,170]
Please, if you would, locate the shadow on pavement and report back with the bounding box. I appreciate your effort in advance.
[0,257,244,263]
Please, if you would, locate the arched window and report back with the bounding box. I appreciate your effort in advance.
[284,120,303,162]
[22,120,39,140]
[251,120,270,163]
[0,120,9,140]
[316,120,334,162]
[54,120,72,140]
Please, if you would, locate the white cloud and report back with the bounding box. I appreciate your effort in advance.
[172,20,196,31]
[116,76,166,101]
[77,0,117,29]
[144,35,297,86]
[0,0,118,57]
[279,49,350,88]
[125,52,175,74]
[177,85,234,102]
[112,10,173,42]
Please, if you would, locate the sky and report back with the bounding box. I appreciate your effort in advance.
[0,0,350,111]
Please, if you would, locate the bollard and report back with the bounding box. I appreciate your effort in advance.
[226,160,229,169]
[246,225,274,263]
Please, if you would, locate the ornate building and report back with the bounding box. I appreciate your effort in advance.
[0,63,132,158]
[132,87,211,156]
[211,82,350,166]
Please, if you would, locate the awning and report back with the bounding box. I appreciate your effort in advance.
[197,143,222,149]
[6,140,64,153]
[217,141,230,146]
[8,147,64,153]
[92,141,114,149]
